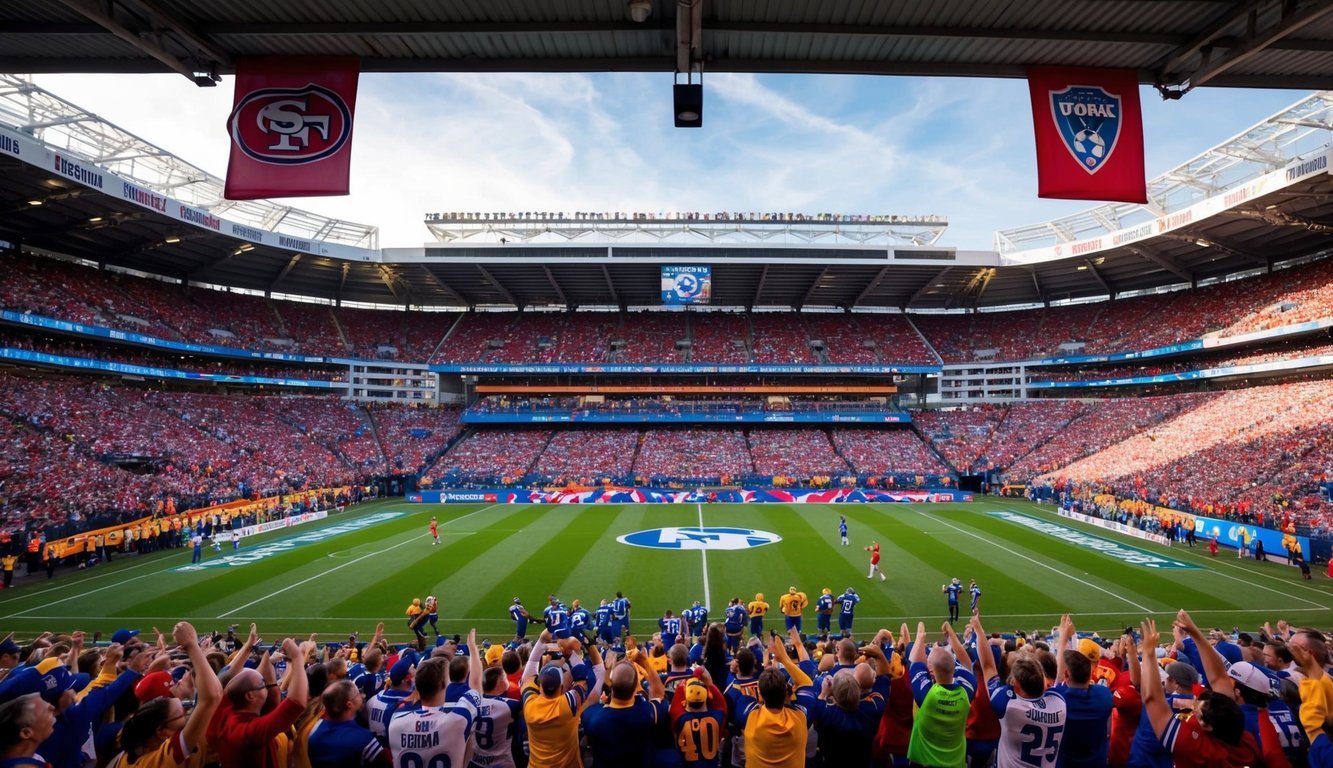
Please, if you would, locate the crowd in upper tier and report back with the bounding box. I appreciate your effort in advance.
[5,251,1333,367]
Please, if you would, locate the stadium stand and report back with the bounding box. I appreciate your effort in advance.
[747,429,848,478]
[531,429,640,484]
[633,428,753,484]
[830,427,952,479]
[612,312,687,363]
[686,312,750,363]
[424,429,552,484]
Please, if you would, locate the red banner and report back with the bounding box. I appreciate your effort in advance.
[224,56,360,200]
[1028,67,1145,203]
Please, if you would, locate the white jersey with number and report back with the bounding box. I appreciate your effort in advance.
[470,695,522,768]
[988,679,1067,768]
[388,692,481,768]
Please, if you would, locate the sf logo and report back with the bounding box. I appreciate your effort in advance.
[255,98,331,152]
[228,83,352,165]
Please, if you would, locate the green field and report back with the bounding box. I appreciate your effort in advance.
[1,499,1329,643]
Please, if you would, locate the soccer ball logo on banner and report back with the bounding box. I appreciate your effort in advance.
[1048,85,1122,174]
[228,84,353,165]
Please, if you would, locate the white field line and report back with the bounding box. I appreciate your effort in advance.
[214,504,503,619]
[698,503,711,611]
[1014,508,1331,610]
[914,509,1154,613]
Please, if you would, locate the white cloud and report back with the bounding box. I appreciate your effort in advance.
[26,72,1311,253]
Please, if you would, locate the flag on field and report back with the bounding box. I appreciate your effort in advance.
[1027,67,1146,203]
[224,56,360,200]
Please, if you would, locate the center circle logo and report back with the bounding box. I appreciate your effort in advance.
[617,527,781,550]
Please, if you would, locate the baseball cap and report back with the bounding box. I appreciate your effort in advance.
[1228,661,1277,697]
[1165,661,1200,688]
[111,628,140,645]
[134,671,174,703]
[0,638,19,655]
[388,651,417,686]
[684,679,709,704]
[34,657,89,703]
[1078,638,1102,663]
[0,667,40,703]
[485,644,505,667]
[538,664,564,695]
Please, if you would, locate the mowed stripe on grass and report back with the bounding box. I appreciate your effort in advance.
[2,499,1329,640]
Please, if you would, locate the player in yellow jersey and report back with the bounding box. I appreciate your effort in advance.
[747,593,770,637]
[778,587,808,634]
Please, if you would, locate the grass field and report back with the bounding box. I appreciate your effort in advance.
[1,498,1329,643]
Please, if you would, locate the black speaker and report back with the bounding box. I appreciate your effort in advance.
[674,83,703,128]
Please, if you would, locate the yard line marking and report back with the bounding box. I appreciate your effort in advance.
[215,503,501,620]
[913,509,1154,613]
[697,503,711,611]
[1018,508,1331,609]
[0,572,160,619]
[217,535,427,619]
[0,504,434,609]
[0,552,173,607]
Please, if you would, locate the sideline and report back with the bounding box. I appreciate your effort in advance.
[914,508,1154,613]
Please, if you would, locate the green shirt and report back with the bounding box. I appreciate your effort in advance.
[906,661,975,768]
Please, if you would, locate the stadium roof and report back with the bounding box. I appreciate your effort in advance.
[6,0,1333,93]
[5,2,1333,310]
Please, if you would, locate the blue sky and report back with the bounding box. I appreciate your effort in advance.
[33,72,1303,250]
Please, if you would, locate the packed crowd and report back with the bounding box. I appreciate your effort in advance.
[748,430,849,478]
[633,429,755,484]
[914,257,1333,363]
[468,396,903,417]
[6,252,1333,370]
[5,605,1333,768]
[530,430,640,486]
[0,376,464,531]
[0,331,346,383]
[1036,381,1333,529]
[1028,336,1333,384]
[832,429,952,477]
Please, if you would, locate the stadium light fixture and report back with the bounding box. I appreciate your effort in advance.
[1194,238,1212,248]
[26,199,42,206]
[627,0,652,22]
[87,216,102,223]
[674,78,703,128]
[164,235,181,244]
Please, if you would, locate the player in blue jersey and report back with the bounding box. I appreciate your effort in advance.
[723,597,746,653]
[543,596,571,639]
[569,599,594,643]
[595,599,616,644]
[682,600,708,639]
[612,591,632,637]
[815,588,834,637]
[660,609,684,649]
[969,579,982,614]
[839,515,849,546]
[509,597,531,640]
[835,587,860,638]
[943,578,962,623]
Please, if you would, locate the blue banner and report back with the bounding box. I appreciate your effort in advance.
[1027,355,1333,389]
[1191,513,1310,557]
[1029,339,1204,367]
[462,410,911,425]
[661,265,711,304]
[0,348,342,389]
[1,309,343,365]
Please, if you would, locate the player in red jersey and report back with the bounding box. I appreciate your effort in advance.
[429,516,439,546]
[866,540,886,581]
